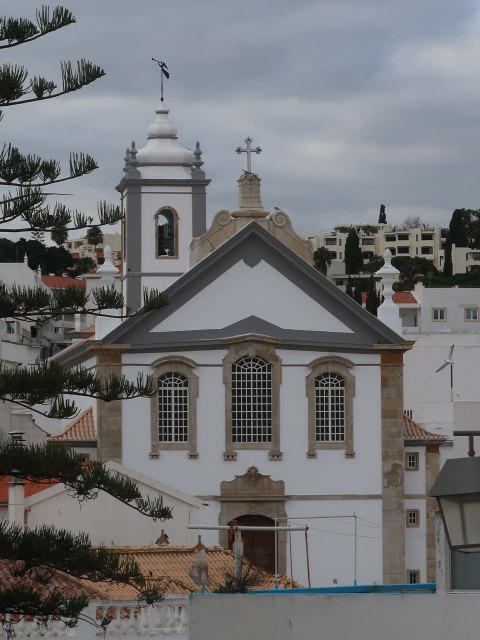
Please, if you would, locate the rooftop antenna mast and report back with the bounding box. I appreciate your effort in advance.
[152,58,170,102]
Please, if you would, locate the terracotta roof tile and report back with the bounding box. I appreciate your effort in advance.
[41,275,86,289]
[0,477,60,505]
[0,559,107,601]
[82,546,301,596]
[50,408,96,441]
[393,291,417,304]
[403,414,447,441]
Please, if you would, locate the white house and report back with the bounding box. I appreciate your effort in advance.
[50,99,438,588]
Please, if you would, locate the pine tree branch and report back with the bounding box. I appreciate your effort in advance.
[0,7,76,49]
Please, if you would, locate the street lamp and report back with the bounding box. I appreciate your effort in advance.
[430,431,480,552]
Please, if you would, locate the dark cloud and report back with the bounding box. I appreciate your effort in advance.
[3,0,480,236]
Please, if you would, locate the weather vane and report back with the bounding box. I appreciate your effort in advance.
[152,58,170,102]
[235,137,262,173]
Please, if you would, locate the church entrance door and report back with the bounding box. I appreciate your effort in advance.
[229,514,276,574]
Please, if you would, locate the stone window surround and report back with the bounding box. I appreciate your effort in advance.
[406,509,420,528]
[154,206,179,259]
[306,356,355,459]
[150,355,199,459]
[405,451,419,471]
[223,335,282,461]
[465,307,479,322]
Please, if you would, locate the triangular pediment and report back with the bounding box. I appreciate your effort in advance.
[88,223,405,354]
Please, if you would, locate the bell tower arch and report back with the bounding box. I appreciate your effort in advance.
[117,102,210,311]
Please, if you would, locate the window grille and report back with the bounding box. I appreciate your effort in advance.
[406,510,420,527]
[407,570,420,584]
[158,372,189,442]
[315,373,345,442]
[405,452,419,470]
[232,356,272,443]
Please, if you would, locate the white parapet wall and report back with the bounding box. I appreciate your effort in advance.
[189,591,480,640]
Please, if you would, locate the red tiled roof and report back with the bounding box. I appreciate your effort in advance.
[41,275,86,289]
[82,546,301,596]
[0,559,107,602]
[403,415,447,441]
[50,408,96,441]
[0,477,60,505]
[393,291,417,304]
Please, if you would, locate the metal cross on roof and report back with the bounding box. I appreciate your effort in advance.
[235,137,262,173]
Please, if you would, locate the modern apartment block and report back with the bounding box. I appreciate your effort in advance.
[307,223,445,279]
[63,233,122,265]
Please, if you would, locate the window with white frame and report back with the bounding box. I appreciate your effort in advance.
[432,308,446,322]
[406,509,420,528]
[150,356,199,459]
[465,308,479,322]
[315,373,345,442]
[405,452,419,471]
[306,357,355,458]
[157,372,189,443]
[231,356,272,444]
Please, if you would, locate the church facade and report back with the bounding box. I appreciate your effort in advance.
[54,100,434,587]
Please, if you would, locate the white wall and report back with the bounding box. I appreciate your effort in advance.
[189,591,480,640]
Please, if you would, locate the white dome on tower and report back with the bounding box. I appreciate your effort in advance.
[135,102,194,178]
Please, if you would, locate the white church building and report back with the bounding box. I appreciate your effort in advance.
[53,99,441,588]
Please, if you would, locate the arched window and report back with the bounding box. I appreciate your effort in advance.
[150,357,199,458]
[157,372,189,443]
[306,357,355,458]
[232,356,272,444]
[315,373,345,442]
[155,208,178,257]
[223,337,282,461]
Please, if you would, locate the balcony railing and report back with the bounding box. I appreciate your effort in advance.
[1,597,190,640]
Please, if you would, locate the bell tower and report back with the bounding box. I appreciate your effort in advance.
[117,101,210,311]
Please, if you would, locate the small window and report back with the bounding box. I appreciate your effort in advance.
[385,235,395,242]
[6,321,14,334]
[406,509,420,528]
[421,246,433,255]
[432,308,446,322]
[465,308,479,322]
[232,357,272,444]
[407,570,420,584]
[325,238,336,246]
[397,246,410,254]
[404,409,413,419]
[315,373,345,443]
[158,372,189,443]
[405,452,419,471]
[362,238,375,245]
[397,233,409,241]
[421,234,433,241]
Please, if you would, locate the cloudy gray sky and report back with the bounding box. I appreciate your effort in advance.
[3,0,480,236]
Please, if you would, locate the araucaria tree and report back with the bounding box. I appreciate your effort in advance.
[0,6,167,420]
[0,6,169,627]
[344,228,363,275]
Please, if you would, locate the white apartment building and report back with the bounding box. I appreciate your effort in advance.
[63,233,122,265]
[307,223,445,280]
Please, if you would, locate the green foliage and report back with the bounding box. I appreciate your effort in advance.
[70,256,96,277]
[378,204,386,224]
[390,256,437,288]
[453,209,480,249]
[214,562,263,593]
[313,246,333,276]
[345,277,353,298]
[443,232,453,277]
[362,255,384,274]
[365,276,379,316]
[344,228,363,275]
[425,268,480,288]
[0,360,159,419]
[449,209,468,248]
[86,225,103,248]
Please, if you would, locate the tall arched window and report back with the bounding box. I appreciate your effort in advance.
[232,356,272,444]
[223,337,282,461]
[155,208,178,257]
[157,372,189,443]
[315,373,345,442]
[150,356,199,459]
[306,356,355,458]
